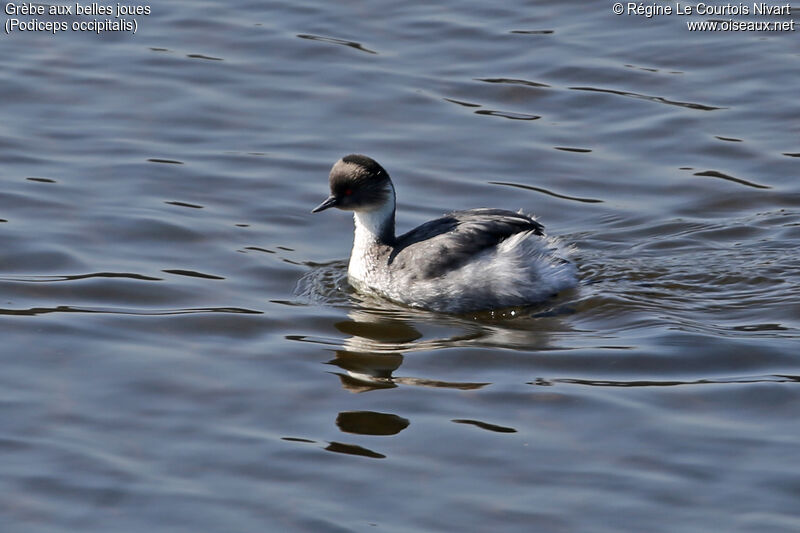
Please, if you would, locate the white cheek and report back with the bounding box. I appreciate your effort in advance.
[353,199,394,233]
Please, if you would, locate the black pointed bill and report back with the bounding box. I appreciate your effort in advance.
[311,195,338,213]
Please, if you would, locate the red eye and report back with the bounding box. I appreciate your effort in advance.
[344,188,352,196]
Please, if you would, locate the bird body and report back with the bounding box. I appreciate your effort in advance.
[313,155,577,313]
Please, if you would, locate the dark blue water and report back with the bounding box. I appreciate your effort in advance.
[2,1,799,531]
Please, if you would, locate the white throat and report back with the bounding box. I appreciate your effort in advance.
[352,184,396,245]
[349,185,395,284]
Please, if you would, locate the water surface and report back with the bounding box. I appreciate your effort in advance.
[2,1,799,532]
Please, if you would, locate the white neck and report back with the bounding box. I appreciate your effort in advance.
[352,184,396,246]
[348,186,395,285]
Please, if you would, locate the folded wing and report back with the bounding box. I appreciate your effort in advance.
[390,208,545,279]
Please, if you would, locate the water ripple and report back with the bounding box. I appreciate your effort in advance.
[325,441,385,459]
[554,147,592,153]
[0,272,162,283]
[0,305,262,317]
[165,201,204,209]
[146,158,184,165]
[569,86,724,111]
[535,374,800,388]
[509,29,554,34]
[475,77,551,88]
[474,109,540,120]
[0,272,162,282]
[162,269,225,280]
[443,97,482,108]
[296,34,377,54]
[693,170,771,189]
[452,419,517,433]
[443,97,540,120]
[489,181,603,203]
[186,54,223,61]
